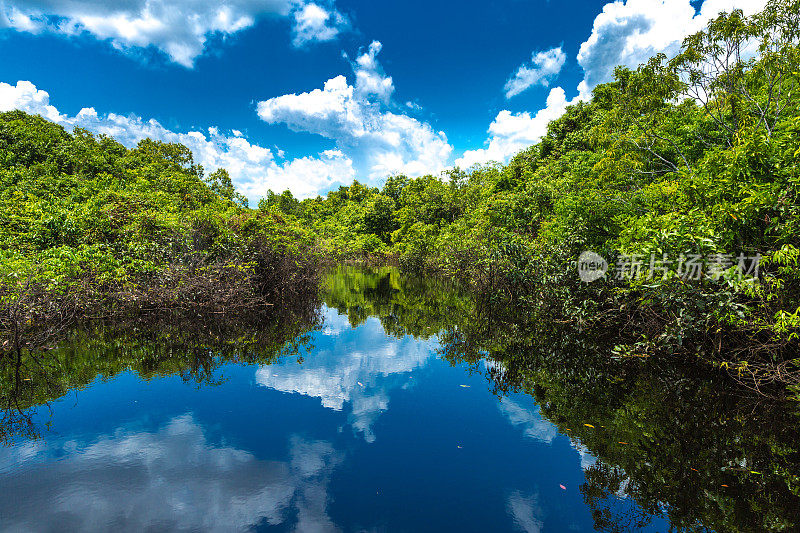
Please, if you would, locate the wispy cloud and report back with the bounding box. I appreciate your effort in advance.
[504,46,566,99]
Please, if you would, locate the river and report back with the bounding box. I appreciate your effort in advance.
[0,266,797,532]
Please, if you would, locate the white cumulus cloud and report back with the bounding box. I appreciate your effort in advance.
[0,0,348,67]
[257,41,452,184]
[0,79,355,200]
[457,0,768,168]
[291,1,348,47]
[456,86,585,169]
[576,0,767,93]
[0,414,343,532]
[504,46,567,99]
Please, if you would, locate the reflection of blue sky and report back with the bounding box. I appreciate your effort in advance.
[507,490,544,533]
[489,356,599,475]
[256,307,436,442]
[0,414,341,532]
[0,305,669,532]
[498,397,559,445]
[319,306,352,337]
[498,395,598,472]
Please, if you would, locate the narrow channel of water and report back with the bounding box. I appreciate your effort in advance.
[0,266,797,532]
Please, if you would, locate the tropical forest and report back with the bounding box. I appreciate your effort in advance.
[1,0,800,531]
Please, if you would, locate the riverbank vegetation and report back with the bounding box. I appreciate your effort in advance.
[0,111,319,357]
[2,0,800,397]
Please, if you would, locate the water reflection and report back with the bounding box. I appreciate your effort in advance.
[0,414,341,532]
[498,395,558,445]
[256,307,435,443]
[0,266,797,532]
[507,490,545,533]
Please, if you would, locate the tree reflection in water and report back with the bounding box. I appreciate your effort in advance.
[327,266,800,533]
[0,301,322,446]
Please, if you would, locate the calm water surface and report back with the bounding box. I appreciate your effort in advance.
[1,267,797,532]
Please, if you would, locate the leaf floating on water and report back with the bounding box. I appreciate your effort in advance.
[559,484,566,490]
[459,385,470,388]
[584,424,595,428]
[457,445,462,449]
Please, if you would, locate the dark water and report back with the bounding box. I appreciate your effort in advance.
[1,267,798,532]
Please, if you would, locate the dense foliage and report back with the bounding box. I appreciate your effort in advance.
[3,3,798,530]
[322,264,471,338]
[0,112,319,355]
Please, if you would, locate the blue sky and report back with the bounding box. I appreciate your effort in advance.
[0,0,765,200]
